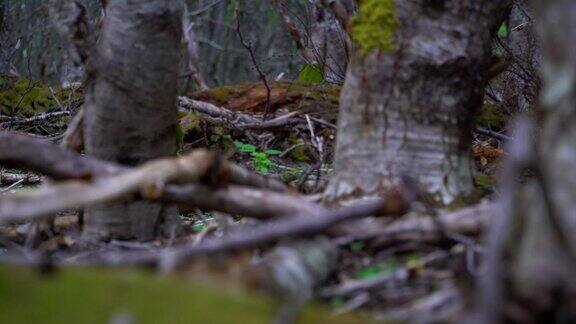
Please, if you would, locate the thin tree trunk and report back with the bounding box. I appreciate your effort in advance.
[507,0,540,112]
[325,0,510,205]
[83,0,182,241]
[306,0,353,84]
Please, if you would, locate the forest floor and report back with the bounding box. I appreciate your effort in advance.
[0,76,509,323]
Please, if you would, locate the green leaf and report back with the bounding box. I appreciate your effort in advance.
[498,23,508,38]
[192,222,206,233]
[298,64,324,84]
[355,265,382,279]
[234,141,257,153]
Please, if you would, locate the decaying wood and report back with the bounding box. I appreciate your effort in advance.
[0,150,217,223]
[0,172,41,185]
[335,202,494,247]
[0,131,307,223]
[0,131,121,180]
[179,97,301,131]
[0,149,292,224]
[92,199,394,267]
[164,184,317,219]
[0,111,70,128]
[320,250,452,299]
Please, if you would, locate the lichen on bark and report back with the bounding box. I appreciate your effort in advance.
[350,0,399,56]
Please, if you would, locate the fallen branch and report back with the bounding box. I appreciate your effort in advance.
[179,97,300,131]
[236,8,272,119]
[0,131,286,191]
[0,132,316,223]
[0,172,41,185]
[93,199,397,267]
[163,184,319,219]
[0,111,70,127]
[474,126,511,142]
[0,150,219,223]
[0,131,121,180]
[335,202,494,247]
[320,251,451,299]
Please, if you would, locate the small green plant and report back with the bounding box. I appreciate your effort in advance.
[354,259,400,279]
[498,23,508,38]
[298,64,324,84]
[234,141,281,174]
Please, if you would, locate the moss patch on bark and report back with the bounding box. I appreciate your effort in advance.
[350,0,400,56]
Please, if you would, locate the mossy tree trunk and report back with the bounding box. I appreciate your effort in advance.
[325,0,510,205]
[83,0,182,241]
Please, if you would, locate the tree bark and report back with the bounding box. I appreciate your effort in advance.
[507,0,576,320]
[83,0,182,241]
[506,0,540,113]
[306,0,354,84]
[325,0,510,205]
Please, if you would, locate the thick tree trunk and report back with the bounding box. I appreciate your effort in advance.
[83,0,182,241]
[325,0,509,205]
[490,0,576,321]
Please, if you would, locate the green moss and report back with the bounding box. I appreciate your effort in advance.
[474,173,495,188]
[0,267,367,324]
[207,85,237,105]
[0,76,82,118]
[475,103,505,129]
[350,0,400,56]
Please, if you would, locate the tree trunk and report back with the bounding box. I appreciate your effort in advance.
[83,0,182,241]
[484,0,576,321]
[506,0,540,112]
[306,0,354,85]
[325,0,510,205]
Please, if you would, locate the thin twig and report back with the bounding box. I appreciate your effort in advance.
[235,8,272,120]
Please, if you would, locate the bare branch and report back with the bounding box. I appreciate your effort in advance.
[235,8,272,120]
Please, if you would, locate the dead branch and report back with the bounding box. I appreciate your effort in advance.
[334,202,494,247]
[179,97,301,131]
[0,111,70,127]
[235,8,272,120]
[164,184,319,219]
[0,131,286,191]
[0,132,314,223]
[179,97,259,124]
[272,0,313,62]
[0,131,121,180]
[474,126,511,142]
[0,150,219,223]
[182,3,209,91]
[0,171,41,185]
[0,147,292,223]
[93,199,395,267]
